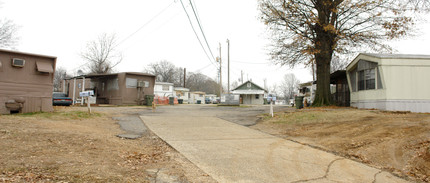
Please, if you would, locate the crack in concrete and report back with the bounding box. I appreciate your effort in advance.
[154,169,161,183]
[372,170,382,183]
[291,158,344,183]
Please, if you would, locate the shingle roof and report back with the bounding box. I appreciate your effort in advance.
[360,53,430,59]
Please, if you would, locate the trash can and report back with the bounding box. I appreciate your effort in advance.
[145,95,154,106]
[169,97,174,105]
[295,96,304,109]
[178,99,183,104]
[197,100,201,104]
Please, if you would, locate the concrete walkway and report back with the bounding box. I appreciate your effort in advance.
[140,115,408,183]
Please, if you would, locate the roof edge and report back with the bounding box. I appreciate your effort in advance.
[0,48,57,59]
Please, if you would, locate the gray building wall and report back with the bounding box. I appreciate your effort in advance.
[241,94,264,105]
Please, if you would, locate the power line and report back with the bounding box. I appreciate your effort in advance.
[179,0,217,69]
[116,1,175,46]
[194,63,213,73]
[72,1,176,73]
[188,0,216,61]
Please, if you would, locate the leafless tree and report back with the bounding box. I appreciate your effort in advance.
[174,67,185,87]
[269,83,279,96]
[145,60,178,83]
[259,0,428,106]
[186,72,219,94]
[231,81,239,89]
[280,73,300,102]
[331,56,348,73]
[53,67,71,92]
[0,18,19,49]
[81,33,122,74]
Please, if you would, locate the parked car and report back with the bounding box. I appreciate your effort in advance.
[52,92,73,106]
[205,98,212,104]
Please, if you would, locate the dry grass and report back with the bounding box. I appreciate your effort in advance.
[0,107,213,182]
[253,108,430,182]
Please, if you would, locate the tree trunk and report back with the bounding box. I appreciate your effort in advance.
[313,53,332,106]
[312,0,336,106]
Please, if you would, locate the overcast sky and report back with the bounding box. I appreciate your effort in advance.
[1,0,430,89]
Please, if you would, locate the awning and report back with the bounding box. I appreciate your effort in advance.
[36,61,54,73]
[232,90,265,95]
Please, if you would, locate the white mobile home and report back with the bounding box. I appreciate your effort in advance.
[189,91,205,104]
[346,53,430,113]
[174,87,190,103]
[154,82,174,97]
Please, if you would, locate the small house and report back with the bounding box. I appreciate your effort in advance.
[298,81,316,105]
[61,76,91,105]
[174,87,190,103]
[346,53,430,113]
[154,82,174,97]
[189,91,205,104]
[63,72,156,105]
[0,49,56,114]
[205,94,217,103]
[232,81,266,105]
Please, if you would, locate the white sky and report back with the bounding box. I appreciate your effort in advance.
[1,0,430,89]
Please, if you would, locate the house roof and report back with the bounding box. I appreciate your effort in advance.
[84,72,155,78]
[190,91,206,94]
[174,87,190,91]
[299,81,316,87]
[347,53,430,70]
[232,80,266,92]
[330,70,346,83]
[232,90,265,95]
[360,53,430,59]
[155,82,174,86]
[0,48,57,59]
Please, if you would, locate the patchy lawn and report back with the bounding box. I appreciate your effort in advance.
[252,108,430,182]
[0,107,214,182]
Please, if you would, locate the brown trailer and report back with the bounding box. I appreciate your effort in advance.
[0,49,56,114]
[62,72,156,106]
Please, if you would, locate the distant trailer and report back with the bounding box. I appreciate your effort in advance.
[0,49,56,114]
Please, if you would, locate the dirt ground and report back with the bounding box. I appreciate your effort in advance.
[252,107,430,182]
[0,106,215,183]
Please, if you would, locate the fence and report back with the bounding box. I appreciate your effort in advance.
[154,96,178,105]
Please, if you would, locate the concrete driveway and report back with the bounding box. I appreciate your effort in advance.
[140,105,407,183]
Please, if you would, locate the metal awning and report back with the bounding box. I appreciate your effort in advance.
[36,61,54,73]
[232,90,265,95]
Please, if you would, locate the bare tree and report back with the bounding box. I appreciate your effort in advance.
[259,0,428,106]
[81,33,122,74]
[53,67,71,92]
[0,18,19,49]
[231,81,239,89]
[331,56,348,73]
[186,72,219,94]
[269,83,279,96]
[145,60,178,83]
[174,67,185,87]
[280,73,300,102]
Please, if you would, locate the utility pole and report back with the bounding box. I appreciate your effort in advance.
[183,68,186,88]
[218,43,222,96]
[241,70,243,84]
[227,39,230,94]
[264,78,267,91]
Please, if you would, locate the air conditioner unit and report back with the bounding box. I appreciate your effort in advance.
[12,58,25,67]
